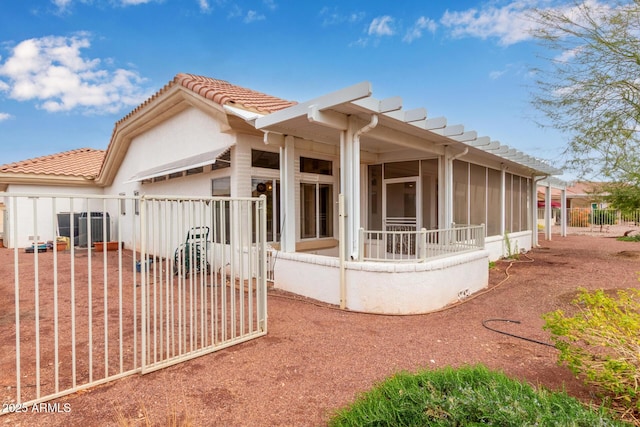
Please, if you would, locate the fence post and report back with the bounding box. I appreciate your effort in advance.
[259,195,267,332]
[419,228,427,261]
[140,195,147,373]
[358,228,365,262]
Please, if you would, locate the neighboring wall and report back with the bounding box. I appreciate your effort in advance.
[3,184,103,248]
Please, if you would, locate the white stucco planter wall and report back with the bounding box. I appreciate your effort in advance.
[485,231,533,261]
[273,249,489,314]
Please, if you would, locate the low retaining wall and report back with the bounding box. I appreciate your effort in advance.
[272,249,489,314]
[485,231,533,261]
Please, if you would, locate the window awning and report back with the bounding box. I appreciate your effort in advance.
[126,145,232,183]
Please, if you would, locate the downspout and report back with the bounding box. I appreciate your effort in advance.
[451,147,469,161]
[532,174,548,248]
[351,114,378,259]
[340,115,377,309]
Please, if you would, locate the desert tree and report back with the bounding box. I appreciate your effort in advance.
[530,0,640,190]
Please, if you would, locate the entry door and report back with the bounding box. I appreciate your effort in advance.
[385,179,418,231]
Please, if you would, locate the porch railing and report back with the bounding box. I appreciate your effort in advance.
[358,224,485,262]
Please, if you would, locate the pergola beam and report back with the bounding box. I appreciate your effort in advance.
[256,81,371,129]
[431,124,464,137]
[384,107,427,123]
[352,96,403,113]
[450,130,478,142]
[307,105,348,130]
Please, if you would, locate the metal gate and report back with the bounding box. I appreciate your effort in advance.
[0,193,268,413]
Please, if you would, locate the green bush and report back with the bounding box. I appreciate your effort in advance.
[328,365,626,426]
[543,288,640,418]
[617,234,640,242]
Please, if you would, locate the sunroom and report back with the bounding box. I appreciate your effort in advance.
[253,82,560,314]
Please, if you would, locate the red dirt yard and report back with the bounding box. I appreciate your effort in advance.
[1,234,639,426]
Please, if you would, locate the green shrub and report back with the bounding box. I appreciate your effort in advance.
[328,365,626,426]
[617,234,640,242]
[543,288,640,418]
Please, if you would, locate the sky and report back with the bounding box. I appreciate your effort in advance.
[0,0,597,180]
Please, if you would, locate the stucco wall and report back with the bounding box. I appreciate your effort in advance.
[484,231,533,261]
[105,107,236,198]
[2,184,103,248]
[273,249,489,314]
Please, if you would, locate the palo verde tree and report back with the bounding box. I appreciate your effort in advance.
[529,0,640,191]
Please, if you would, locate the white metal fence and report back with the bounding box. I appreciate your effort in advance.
[537,208,640,233]
[0,193,267,414]
[359,224,485,262]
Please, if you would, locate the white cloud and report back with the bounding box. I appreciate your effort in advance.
[120,0,158,5]
[554,46,581,63]
[319,7,365,26]
[403,16,437,43]
[0,112,12,122]
[489,69,507,79]
[440,1,539,46]
[0,34,149,114]
[197,0,211,13]
[244,10,265,23]
[368,16,395,37]
[349,37,369,48]
[263,0,276,11]
[439,0,616,47]
[52,0,73,10]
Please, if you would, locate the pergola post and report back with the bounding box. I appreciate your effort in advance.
[544,184,552,241]
[560,188,567,237]
[279,136,296,252]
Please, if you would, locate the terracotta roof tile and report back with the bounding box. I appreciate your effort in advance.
[5,75,296,183]
[176,73,297,113]
[115,73,297,127]
[0,148,105,178]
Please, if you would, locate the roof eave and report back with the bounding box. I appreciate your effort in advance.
[0,173,98,187]
[95,85,233,187]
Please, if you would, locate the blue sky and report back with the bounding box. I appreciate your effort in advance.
[0,1,592,179]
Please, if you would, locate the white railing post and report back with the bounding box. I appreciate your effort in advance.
[358,228,365,262]
[419,228,427,261]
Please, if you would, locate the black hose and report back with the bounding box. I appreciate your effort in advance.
[482,318,556,348]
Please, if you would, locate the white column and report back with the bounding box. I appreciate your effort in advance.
[442,146,453,227]
[352,121,362,256]
[279,136,296,252]
[500,166,506,237]
[560,188,567,237]
[531,177,539,247]
[344,122,355,258]
[437,155,446,229]
[544,184,552,241]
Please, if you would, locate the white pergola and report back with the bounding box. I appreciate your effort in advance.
[537,176,569,244]
[254,82,562,259]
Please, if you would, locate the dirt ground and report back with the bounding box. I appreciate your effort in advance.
[1,234,639,426]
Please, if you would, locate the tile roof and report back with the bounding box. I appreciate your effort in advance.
[0,148,105,178]
[4,74,296,183]
[176,73,297,113]
[115,73,297,126]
